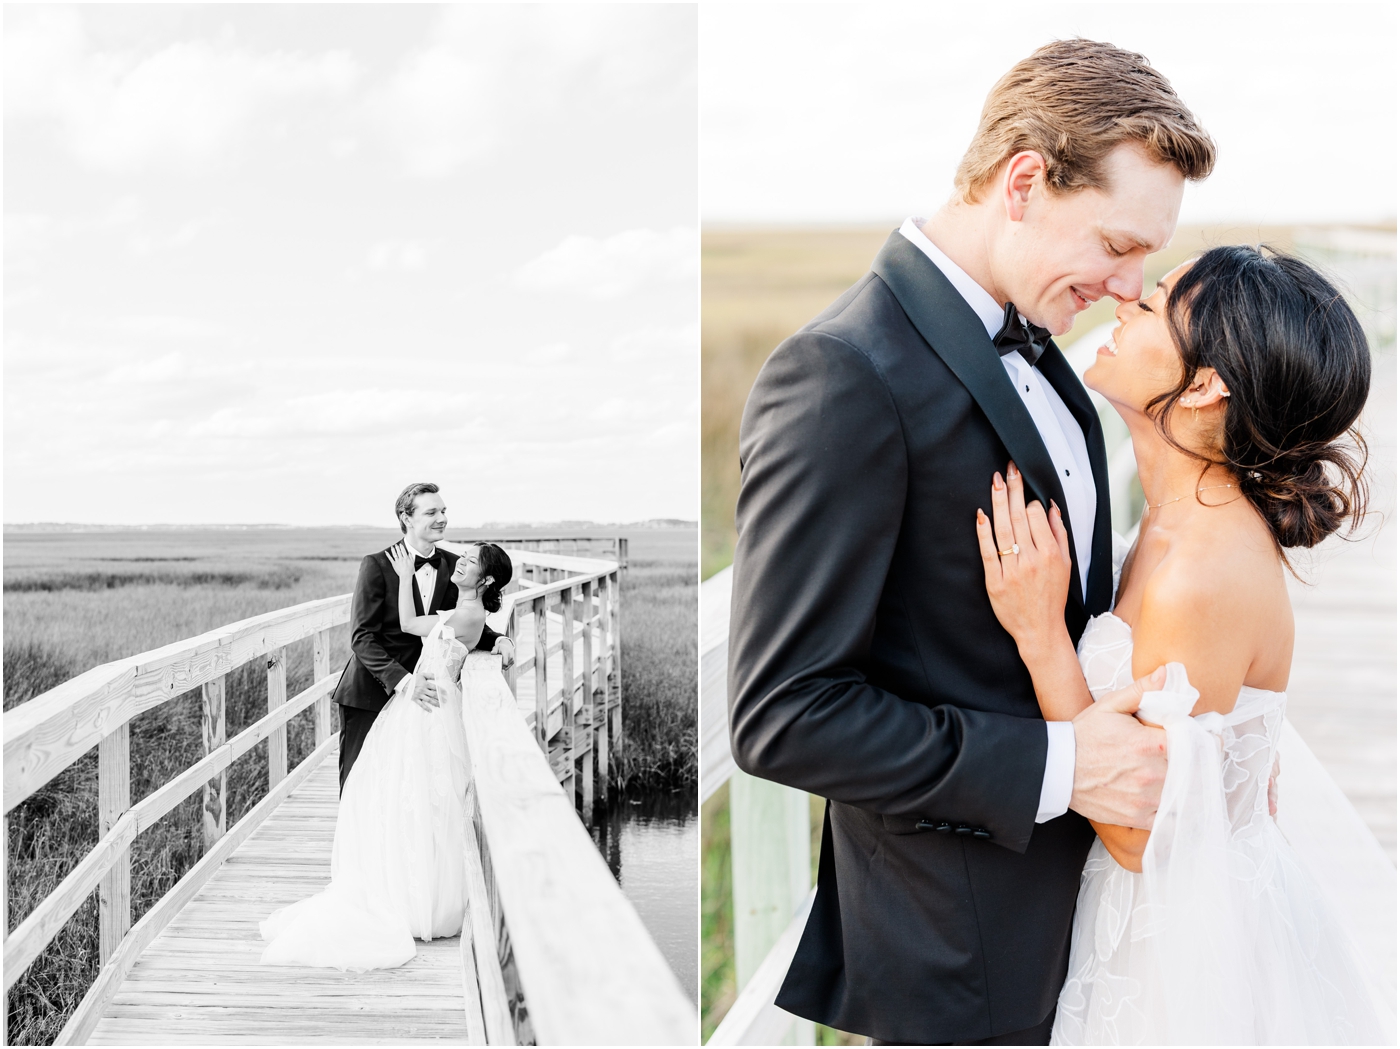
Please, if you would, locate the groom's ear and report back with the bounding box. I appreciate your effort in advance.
[1002,150,1049,223]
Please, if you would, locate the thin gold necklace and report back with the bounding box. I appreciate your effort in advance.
[1145,483,1238,511]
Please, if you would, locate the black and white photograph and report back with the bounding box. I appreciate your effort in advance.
[699,4,1396,1045]
[5,4,698,1045]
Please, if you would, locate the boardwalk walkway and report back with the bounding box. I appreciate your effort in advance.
[1286,349,1396,859]
[89,751,474,1046]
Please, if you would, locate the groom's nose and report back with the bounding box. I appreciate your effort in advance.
[1103,259,1145,303]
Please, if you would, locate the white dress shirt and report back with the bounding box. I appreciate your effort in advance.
[899,217,1086,823]
[391,538,438,700]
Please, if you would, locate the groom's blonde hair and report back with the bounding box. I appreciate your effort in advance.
[956,39,1215,203]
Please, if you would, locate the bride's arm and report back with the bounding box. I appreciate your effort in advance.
[974,465,1093,720]
[386,543,435,636]
[976,467,1151,872]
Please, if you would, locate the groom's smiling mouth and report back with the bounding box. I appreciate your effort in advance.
[1070,286,1096,310]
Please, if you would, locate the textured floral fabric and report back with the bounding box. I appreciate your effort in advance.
[1051,613,1394,1045]
[259,613,471,970]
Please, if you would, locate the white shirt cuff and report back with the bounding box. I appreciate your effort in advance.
[392,673,414,700]
[1035,721,1076,823]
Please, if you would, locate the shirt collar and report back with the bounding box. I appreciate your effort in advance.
[899,217,1006,341]
[403,537,436,561]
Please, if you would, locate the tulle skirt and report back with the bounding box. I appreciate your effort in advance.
[259,636,470,971]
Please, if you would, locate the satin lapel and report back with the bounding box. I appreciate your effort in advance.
[870,232,1086,625]
[1036,345,1115,616]
[428,551,456,615]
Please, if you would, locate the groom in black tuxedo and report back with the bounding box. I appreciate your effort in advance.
[333,481,515,791]
[728,42,1216,1045]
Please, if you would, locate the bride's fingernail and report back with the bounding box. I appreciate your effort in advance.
[977,508,986,524]
[1008,462,1019,478]
[993,472,1005,491]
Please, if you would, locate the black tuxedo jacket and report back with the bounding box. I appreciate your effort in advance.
[333,547,503,713]
[728,232,1115,1043]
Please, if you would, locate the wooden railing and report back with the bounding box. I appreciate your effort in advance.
[478,534,629,570]
[2,548,690,1044]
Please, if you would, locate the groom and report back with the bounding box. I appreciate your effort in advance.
[728,41,1215,1045]
[333,481,515,791]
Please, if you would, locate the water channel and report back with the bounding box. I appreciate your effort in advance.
[591,790,699,1003]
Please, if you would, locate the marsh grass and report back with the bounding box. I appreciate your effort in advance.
[700,223,1305,577]
[3,525,695,1045]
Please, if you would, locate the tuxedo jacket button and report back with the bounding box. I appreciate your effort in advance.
[915,819,934,831]
[935,822,952,833]
[954,824,973,836]
[972,828,992,840]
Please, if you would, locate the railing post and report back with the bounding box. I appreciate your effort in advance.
[596,576,612,804]
[201,676,227,852]
[617,536,629,571]
[505,602,519,697]
[609,569,623,759]
[267,647,287,787]
[580,579,596,820]
[533,594,548,748]
[97,725,131,963]
[313,628,332,745]
[562,583,578,813]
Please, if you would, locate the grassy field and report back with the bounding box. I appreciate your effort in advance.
[3,524,696,1046]
[701,222,1307,578]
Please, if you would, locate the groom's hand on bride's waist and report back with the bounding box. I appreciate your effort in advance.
[1068,667,1168,829]
[410,674,439,711]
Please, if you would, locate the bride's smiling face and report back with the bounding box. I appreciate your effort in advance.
[1083,260,1194,418]
[452,545,486,590]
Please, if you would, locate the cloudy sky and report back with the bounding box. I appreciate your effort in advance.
[5,5,697,526]
[701,2,1397,224]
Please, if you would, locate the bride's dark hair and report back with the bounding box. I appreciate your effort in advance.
[1148,244,1371,550]
[473,543,513,614]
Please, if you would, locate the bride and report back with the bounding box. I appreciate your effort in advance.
[975,245,1394,1043]
[259,541,514,970]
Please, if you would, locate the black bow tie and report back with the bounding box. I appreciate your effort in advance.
[413,552,439,571]
[992,302,1052,367]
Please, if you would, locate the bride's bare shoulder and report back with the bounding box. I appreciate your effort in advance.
[1132,505,1292,710]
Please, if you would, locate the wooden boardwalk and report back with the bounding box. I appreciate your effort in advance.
[1286,349,1396,859]
[88,750,474,1045]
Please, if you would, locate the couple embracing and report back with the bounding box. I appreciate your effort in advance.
[729,40,1392,1045]
[260,482,517,970]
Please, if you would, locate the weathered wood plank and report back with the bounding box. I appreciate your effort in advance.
[201,677,227,852]
[266,648,287,788]
[98,725,131,965]
[459,652,693,1044]
[312,629,332,745]
[60,736,339,1045]
[4,596,352,812]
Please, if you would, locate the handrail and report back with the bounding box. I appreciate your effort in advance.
[4,594,350,813]
[4,546,631,1042]
[459,653,695,1044]
[3,673,337,986]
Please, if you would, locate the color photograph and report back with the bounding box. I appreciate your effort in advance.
[700,4,1395,1044]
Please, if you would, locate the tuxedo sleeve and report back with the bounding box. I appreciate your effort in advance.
[475,622,502,652]
[728,332,1047,852]
[349,555,409,696]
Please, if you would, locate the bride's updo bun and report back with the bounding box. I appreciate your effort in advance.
[1157,245,1371,549]
[474,543,513,613]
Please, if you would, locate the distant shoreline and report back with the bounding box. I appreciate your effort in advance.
[4,520,698,534]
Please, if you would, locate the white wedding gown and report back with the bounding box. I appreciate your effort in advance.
[1051,612,1395,1045]
[259,614,471,970]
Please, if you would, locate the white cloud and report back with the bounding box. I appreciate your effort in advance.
[367,4,694,178]
[365,240,428,271]
[4,7,360,173]
[512,227,698,299]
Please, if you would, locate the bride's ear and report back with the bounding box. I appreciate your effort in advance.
[479,575,494,591]
[1180,366,1231,410]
